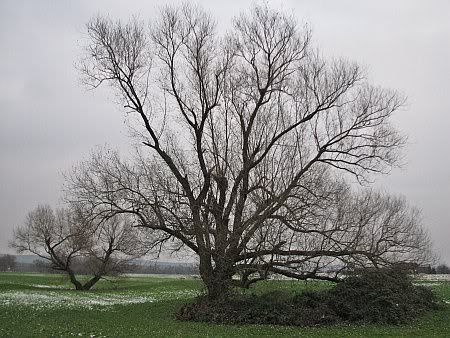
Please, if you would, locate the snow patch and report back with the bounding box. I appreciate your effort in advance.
[416,274,450,282]
[30,284,67,289]
[0,289,197,310]
[413,282,442,287]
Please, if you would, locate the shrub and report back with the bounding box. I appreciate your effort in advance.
[327,268,440,324]
[177,268,441,326]
[177,292,338,326]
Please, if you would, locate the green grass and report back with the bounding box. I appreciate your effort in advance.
[0,273,449,337]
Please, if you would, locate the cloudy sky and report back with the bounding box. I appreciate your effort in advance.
[1,0,449,264]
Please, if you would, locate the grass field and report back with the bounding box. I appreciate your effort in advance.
[0,273,449,337]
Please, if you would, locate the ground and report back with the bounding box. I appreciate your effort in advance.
[0,273,449,337]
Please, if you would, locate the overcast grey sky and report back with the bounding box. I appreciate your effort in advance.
[1,0,449,264]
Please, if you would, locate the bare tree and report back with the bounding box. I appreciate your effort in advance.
[74,4,429,299]
[11,205,146,290]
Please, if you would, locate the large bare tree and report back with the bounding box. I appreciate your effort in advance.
[11,205,146,290]
[73,4,430,299]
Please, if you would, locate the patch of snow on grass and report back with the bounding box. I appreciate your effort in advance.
[416,274,450,282]
[413,282,442,287]
[0,289,198,310]
[30,284,67,289]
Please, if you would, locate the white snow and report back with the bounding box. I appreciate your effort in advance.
[415,274,450,282]
[0,289,198,310]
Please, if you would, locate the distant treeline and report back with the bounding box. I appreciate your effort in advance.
[0,254,199,275]
[1,254,449,275]
[131,262,199,275]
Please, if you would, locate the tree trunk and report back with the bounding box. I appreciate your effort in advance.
[67,270,84,291]
[205,277,232,301]
[82,275,102,291]
[203,263,235,301]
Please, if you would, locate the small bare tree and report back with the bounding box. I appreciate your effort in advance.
[11,205,145,290]
[74,4,431,299]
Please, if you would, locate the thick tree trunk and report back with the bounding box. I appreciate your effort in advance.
[205,276,232,300]
[203,262,235,301]
[196,220,236,301]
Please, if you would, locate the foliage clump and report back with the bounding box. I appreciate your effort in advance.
[177,290,337,326]
[327,268,440,324]
[177,268,441,326]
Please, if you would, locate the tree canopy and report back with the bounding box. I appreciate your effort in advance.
[65,3,433,299]
[11,205,146,290]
